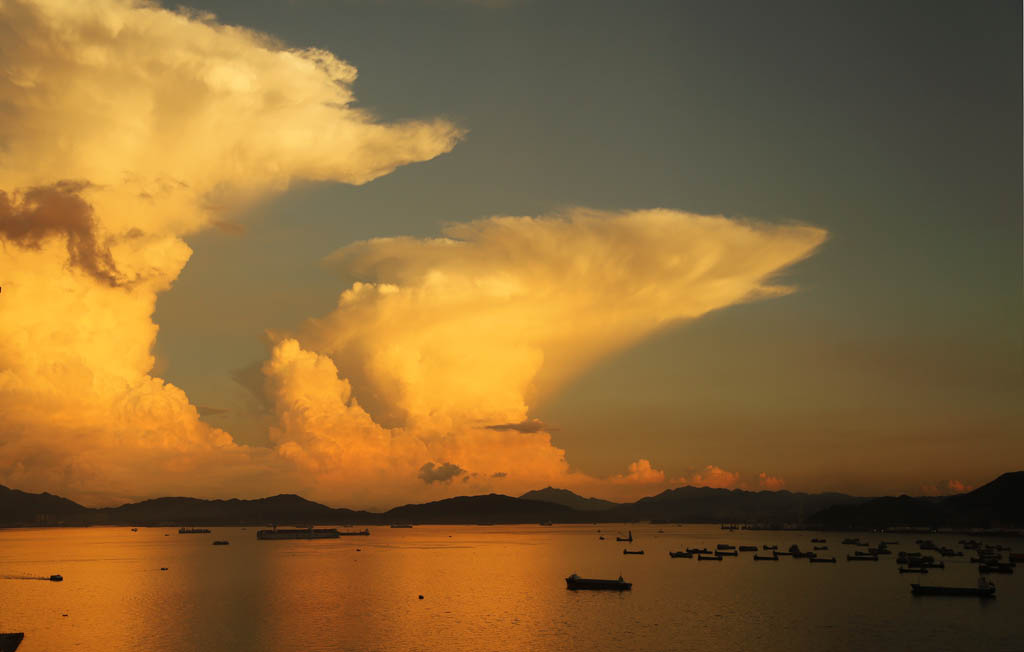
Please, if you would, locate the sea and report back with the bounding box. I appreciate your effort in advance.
[0,524,1020,652]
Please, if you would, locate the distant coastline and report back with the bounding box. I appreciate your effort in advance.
[1,471,1021,531]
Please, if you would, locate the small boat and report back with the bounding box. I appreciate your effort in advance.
[615,531,634,542]
[753,554,778,561]
[0,633,24,652]
[762,545,777,551]
[714,550,738,557]
[738,546,758,552]
[669,551,693,558]
[979,564,1013,574]
[178,528,211,534]
[686,548,711,554]
[847,554,878,561]
[794,551,817,559]
[716,544,735,550]
[811,538,825,543]
[538,522,553,526]
[49,575,62,582]
[814,546,829,550]
[623,549,644,555]
[809,557,836,563]
[911,578,995,598]
[565,573,631,591]
[131,528,138,532]
[599,536,605,540]
[841,538,861,545]
[212,540,229,545]
[899,567,927,574]
[390,524,413,528]
[697,555,722,561]
[774,551,793,557]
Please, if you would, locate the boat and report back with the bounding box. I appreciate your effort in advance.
[814,546,829,550]
[178,527,211,534]
[716,544,736,550]
[615,531,633,542]
[794,551,817,559]
[763,545,777,551]
[565,573,631,591]
[911,578,995,598]
[669,551,693,558]
[212,540,229,545]
[809,557,836,563]
[979,564,1013,574]
[738,546,758,552]
[697,555,722,561]
[686,548,711,554]
[847,554,878,561]
[753,554,778,561]
[539,522,553,526]
[811,538,825,543]
[131,528,137,532]
[0,633,24,652]
[390,524,413,528]
[715,550,738,557]
[623,549,644,555]
[49,575,62,582]
[599,536,605,540]
[899,567,927,574]
[257,527,352,540]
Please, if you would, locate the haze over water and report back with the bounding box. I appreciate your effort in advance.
[1,525,1019,651]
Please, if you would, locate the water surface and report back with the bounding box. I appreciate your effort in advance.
[0,525,1019,651]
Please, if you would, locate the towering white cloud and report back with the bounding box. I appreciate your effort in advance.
[0,0,460,503]
[265,209,826,502]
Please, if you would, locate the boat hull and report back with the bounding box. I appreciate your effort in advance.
[911,584,995,598]
[565,576,631,591]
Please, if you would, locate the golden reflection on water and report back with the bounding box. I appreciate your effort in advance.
[0,525,1018,651]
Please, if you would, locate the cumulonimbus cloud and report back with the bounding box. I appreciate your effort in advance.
[0,0,460,504]
[0,0,827,508]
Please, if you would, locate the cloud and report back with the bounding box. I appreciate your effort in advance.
[680,465,743,489]
[609,459,666,485]
[0,0,459,504]
[0,181,120,285]
[485,418,550,433]
[0,1,827,508]
[418,462,466,484]
[920,479,974,496]
[758,472,785,491]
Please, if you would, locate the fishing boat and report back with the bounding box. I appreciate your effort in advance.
[809,557,836,563]
[178,527,211,534]
[811,538,825,543]
[212,540,229,545]
[716,544,736,550]
[697,555,722,561]
[623,549,644,555]
[715,550,738,557]
[847,554,878,561]
[565,573,631,591]
[814,546,829,550]
[686,548,711,554]
[911,578,995,598]
[763,545,778,550]
[899,567,927,574]
[49,575,62,581]
[738,546,758,552]
[390,524,413,528]
[669,551,693,558]
[257,527,352,540]
[615,531,633,542]
[753,553,778,561]
[0,633,24,652]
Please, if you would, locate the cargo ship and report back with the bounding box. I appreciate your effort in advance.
[565,573,631,591]
[256,527,369,539]
[178,527,211,534]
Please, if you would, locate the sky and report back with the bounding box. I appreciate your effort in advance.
[0,0,1020,509]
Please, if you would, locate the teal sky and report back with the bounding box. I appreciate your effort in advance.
[152,0,1022,496]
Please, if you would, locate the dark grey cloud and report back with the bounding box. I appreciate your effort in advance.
[417,461,465,484]
[484,418,550,433]
[0,181,121,286]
